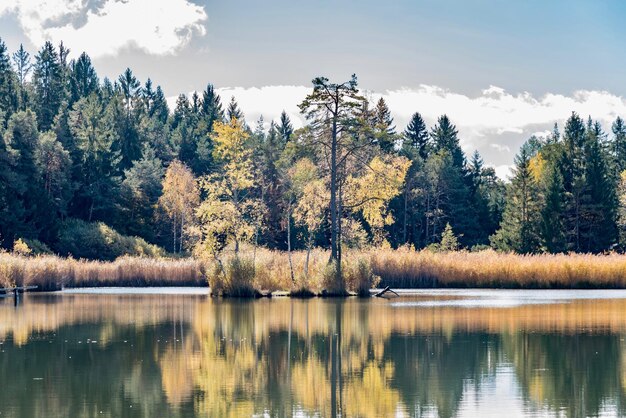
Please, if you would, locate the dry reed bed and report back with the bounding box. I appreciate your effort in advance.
[371,249,626,288]
[5,248,626,292]
[0,254,205,290]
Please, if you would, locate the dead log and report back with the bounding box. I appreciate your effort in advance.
[374,286,399,298]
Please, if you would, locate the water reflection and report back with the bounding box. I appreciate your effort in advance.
[1,292,626,417]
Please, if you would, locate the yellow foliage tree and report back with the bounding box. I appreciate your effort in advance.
[529,152,546,183]
[157,160,199,253]
[344,155,411,245]
[195,118,265,263]
[290,158,329,279]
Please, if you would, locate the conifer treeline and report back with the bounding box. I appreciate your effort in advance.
[0,39,624,256]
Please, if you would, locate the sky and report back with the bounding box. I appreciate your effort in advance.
[2,0,626,178]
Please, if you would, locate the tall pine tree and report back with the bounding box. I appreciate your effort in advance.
[0,38,18,120]
[491,146,541,253]
[33,42,65,131]
[403,112,430,160]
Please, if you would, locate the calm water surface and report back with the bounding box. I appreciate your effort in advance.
[1,289,626,417]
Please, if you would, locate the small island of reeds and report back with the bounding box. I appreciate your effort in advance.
[4,248,626,297]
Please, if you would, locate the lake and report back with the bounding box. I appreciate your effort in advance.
[1,289,626,417]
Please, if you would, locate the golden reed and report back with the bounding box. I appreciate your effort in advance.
[3,247,626,292]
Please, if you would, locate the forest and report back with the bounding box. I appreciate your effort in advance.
[2,38,626,283]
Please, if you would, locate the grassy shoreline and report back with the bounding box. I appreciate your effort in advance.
[3,248,626,295]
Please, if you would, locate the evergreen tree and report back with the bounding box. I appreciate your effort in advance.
[3,110,57,240]
[403,112,430,159]
[12,43,31,111]
[420,150,477,247]
[491,147,541,253]
[541,163,567,253]
[226,96,244,121]
[152,86,170,124]
[612,117,626,172]
[548,122,560,144]
[33,41,65,131]
[392,112,429,247]
[438,223,459,251]
[580,121,618,252]
[68,94,121,222]
[172,94,191,130]
[258,121,285,248]
[278,110,293,146]
[617,171,626,249]
[0,110,20,247]
[139,79,169,124]
[137,114,175,163]
[116,68,142,169]
[100,77,115,106]
[561,112,587,251]
[170,92,212,175]
[373,97,396,152]
[69,52,99,105]
[35,131,72,218]
[191,91,201,114]
[200,83,223,132]
[0,38,18,119]
[120,145,164,240]
[431,115,465,169]
[136,81,173,164]
[468,151,495,244]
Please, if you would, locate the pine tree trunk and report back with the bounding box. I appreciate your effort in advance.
[337,180,344,289]
[330,116,338,265]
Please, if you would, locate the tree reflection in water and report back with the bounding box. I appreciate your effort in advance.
[0,293,626,417]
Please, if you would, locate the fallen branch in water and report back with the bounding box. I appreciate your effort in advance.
[374,286,399,298]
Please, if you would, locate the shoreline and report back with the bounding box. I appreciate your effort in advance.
[5,249,626,297]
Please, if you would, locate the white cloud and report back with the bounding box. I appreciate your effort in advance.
[491,165,515,181]
[0,0,207,58]
[170,84,626,179]
[490,144,511,153]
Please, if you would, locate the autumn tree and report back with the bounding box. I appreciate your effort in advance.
[158,160,199,253]
[289,158,328,280]
[195,118,265,262]
[344,155,410,246]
